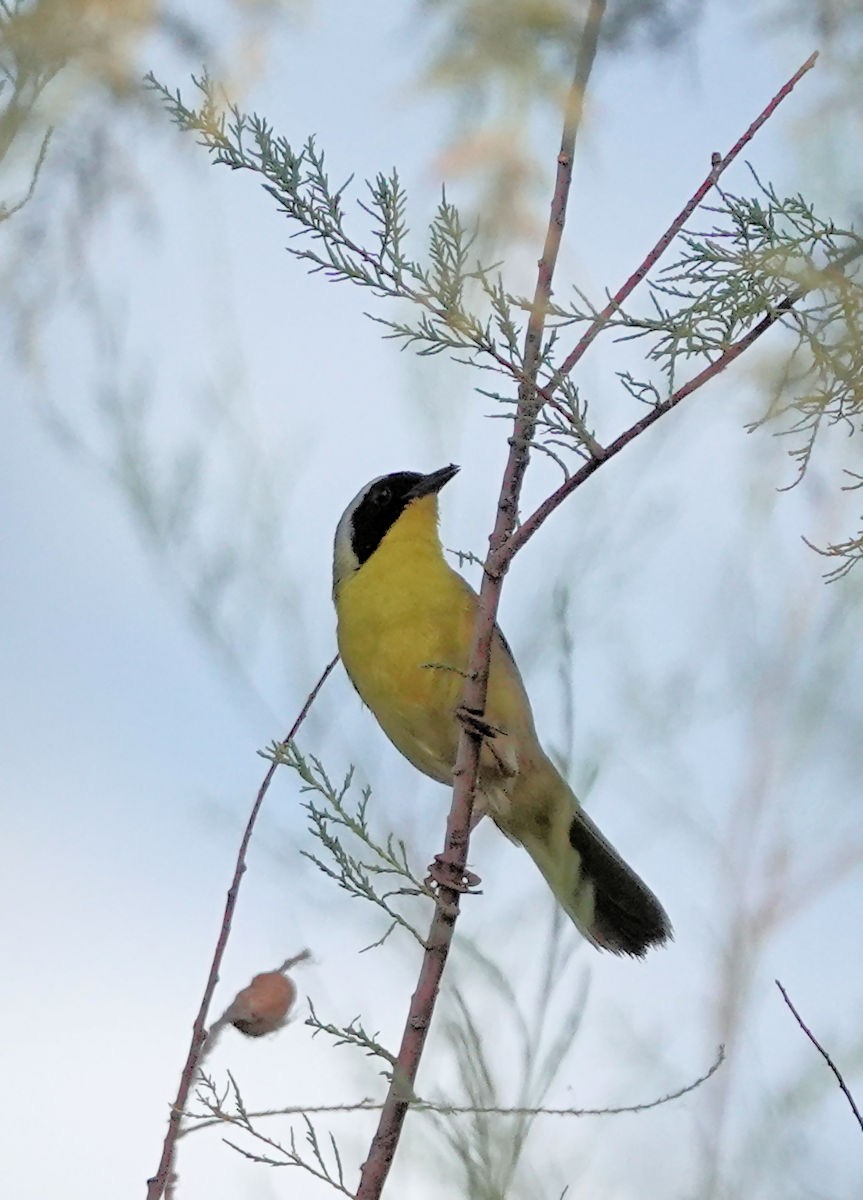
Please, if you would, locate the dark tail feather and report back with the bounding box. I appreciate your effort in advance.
[568,806,672,957]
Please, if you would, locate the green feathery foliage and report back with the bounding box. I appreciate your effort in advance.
[147,71,863,573]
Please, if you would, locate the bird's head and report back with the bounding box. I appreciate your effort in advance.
[332,464,459,595]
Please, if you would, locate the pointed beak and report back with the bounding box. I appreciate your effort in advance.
[406,463,460,501]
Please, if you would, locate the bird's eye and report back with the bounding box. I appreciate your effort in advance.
[375,486,392,506]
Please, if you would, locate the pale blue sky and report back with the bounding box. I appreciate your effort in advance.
[2,4,862,1198]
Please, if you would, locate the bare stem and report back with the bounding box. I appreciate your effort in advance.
[775,980,863,1134]
[187,1041,724,1132]
[353,8,607,1198]
[509,235,863,560]
[146,655,339,1200]
[551,51,819,384]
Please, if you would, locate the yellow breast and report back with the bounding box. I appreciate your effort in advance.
[335,498,473,780]
[335,496,540,789]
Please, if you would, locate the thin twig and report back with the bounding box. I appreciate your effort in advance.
[186,1042,724,1133]
[551,51,819,385]
[146,655,339,1200]
[522,2,607,398]
[354,8,607,1198]
[509,235,863,560]
[775,980,863,1134]
[0,124,52,223]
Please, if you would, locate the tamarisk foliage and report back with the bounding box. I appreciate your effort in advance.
[148,71,863,569]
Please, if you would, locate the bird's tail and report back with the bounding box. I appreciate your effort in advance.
[511,769,672,957]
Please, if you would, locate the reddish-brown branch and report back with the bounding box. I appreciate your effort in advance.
[510,219,863,559]
[522,1,606,389]
[776,980,863,1134]
[146,655,339,1200]
[144,39,830,1200]
[490,0,607,562]
[353,7,607,1198]
[510,292,800,557]
[551,51,818,385]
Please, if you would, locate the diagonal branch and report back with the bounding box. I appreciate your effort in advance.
[549,50,819,388]
[353,7,608,1199]
[146,655,339,1200]
[776,980,863,1135]
[509,235,863,561]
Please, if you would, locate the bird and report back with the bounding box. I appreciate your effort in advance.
[332,464,671,956]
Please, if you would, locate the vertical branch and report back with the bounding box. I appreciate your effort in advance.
[146,655,339,1200]
[506,0,607,511]
[354,6,607,1198]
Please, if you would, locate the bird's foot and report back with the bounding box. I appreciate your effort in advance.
[454,704,505,741]
[425,853,483,909]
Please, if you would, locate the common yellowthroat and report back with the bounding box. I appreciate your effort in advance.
[332,465,670,956]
